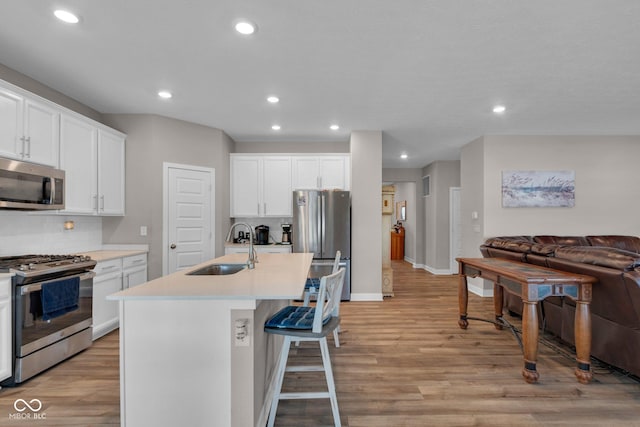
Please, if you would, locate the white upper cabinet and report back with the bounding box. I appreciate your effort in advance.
[0,84,59,167]
[0,88,23,160]
[60,113,125,216]
[262,157,293,216]
[230,155,292,217]
[98,129,126,215]
[292,155,350,190]
[60,114,99,214]
[230,156,261,217]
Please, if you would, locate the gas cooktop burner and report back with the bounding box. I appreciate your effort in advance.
[0,254,96,279]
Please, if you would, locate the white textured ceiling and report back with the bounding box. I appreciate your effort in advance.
[1,1,639,168]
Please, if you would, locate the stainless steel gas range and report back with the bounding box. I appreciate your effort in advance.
[0,254,96,386]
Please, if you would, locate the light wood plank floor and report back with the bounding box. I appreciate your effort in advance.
[1,260,639,426]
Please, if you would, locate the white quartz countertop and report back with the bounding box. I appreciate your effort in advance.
[80,249,147,262]
[108,252,313,301]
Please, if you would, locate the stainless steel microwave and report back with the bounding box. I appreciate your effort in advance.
[0,157,64,210]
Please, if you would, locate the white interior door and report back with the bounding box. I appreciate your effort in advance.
[450,187,462,274]
[164,164,214,275]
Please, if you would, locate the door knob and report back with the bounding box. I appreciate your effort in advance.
[170,244,177,249]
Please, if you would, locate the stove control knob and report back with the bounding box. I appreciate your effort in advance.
[19,264,28,271]
[28,263,36,270]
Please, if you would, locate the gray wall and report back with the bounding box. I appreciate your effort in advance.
[460,135,640,294]
[0,63,104,122]
[102,114,234,279]
[460,137,485,259]
[350,131,383,298]
[421,161,461,272]
[234,140,349,153]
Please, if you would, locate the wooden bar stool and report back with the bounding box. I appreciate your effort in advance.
[264,267,346,427]
[302,250,341,346]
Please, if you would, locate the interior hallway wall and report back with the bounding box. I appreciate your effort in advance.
[382,168,423,266]
[350,131,383,300]
[393,181,417,263]
[421,161,461,273]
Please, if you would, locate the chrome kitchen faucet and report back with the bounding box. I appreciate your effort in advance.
[226,222,258,269]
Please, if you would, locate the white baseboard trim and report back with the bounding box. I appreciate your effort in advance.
[349,293,384,301]
[422,265,456,276]
[92,320,119,341]
[403,256,416,265]
[467,277,494,297]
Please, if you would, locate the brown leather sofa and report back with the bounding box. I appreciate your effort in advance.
[480,235,640,378]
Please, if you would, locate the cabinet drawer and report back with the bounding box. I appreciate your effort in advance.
[123,253,147,269]
[94,258,123,276]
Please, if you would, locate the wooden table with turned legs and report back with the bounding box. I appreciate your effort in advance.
[456,257,596,384]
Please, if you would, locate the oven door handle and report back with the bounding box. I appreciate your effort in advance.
[20,271,96,295]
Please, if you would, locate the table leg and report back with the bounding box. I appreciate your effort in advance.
[493,283,504,330]
[458,273,468,329]
[522,301,540,383]
[574,300,593,384]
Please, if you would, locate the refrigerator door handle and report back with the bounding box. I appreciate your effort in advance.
[319,191,325,258]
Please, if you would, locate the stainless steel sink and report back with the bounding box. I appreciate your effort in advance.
[187,263,247,276]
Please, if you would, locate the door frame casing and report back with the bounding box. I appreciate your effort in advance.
[162,162,215,276]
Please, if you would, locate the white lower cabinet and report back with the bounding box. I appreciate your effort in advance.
[92,254,148,339]
[92,259,123,340]
[224,245,292,255]
[0,276,11,384]
[123,254,148,289]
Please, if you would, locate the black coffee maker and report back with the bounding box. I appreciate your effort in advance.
[255,225,270,245]
[281,224,292,245]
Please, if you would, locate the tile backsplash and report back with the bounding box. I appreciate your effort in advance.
[229,217,293,243]
[0,212,102,256]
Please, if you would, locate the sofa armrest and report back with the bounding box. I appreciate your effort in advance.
[586,235,640,254]
[554,246,640,271]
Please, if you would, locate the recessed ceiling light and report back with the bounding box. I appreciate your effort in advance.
[493,105,506,113]
[330,124,340,131]
[400,153,408,159]
[267,96,279,104]
[271,125,281,131]
[158,91,173,99]
[235,21,256,35]
[54,9,79,24]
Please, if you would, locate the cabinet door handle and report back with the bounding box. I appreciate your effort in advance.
[19,136,25,156]
[170,244,177,249]
[100,195,105,211]
[93,195,98,210]
[25,136,31,158]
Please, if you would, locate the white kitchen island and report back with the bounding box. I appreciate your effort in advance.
[108,252,313,427]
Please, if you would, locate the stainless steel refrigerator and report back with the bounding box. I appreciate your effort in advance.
[292,190,351,300]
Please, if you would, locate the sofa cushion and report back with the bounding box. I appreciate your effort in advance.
[554,246,640,271]
[484,236,533,253]
[530,243,560,256]
[586,235,640,254]
[533,235,590,246]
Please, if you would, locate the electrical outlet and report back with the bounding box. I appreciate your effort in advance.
[140,226,148,236]
[234,319,250,347]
